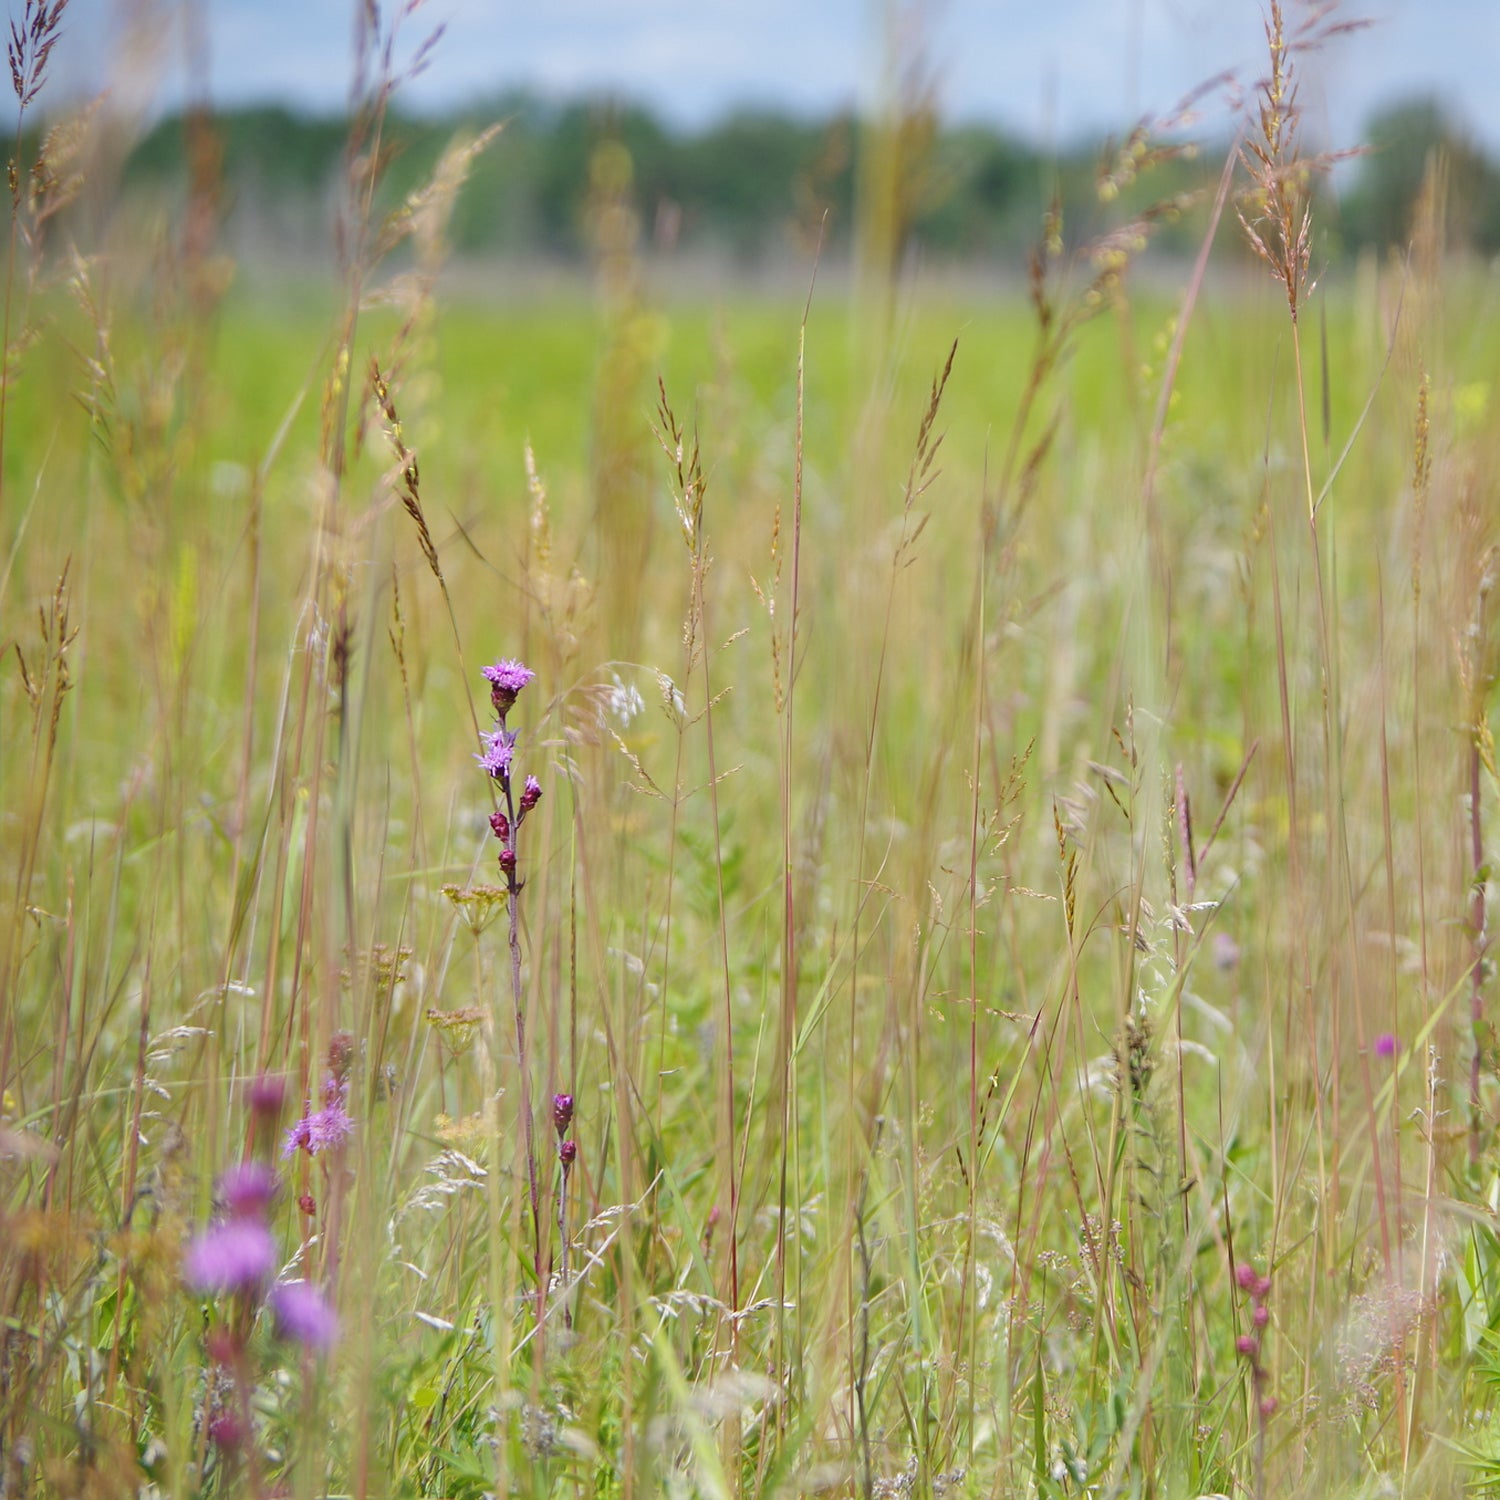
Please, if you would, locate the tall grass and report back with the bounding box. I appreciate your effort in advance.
[5,4,1500,1497]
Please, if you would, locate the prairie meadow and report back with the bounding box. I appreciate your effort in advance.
[3,3,1500,1497]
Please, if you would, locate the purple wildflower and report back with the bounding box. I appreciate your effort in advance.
[482,659,535,714]
[552,1093,574,1136]
[475,729,514,780]
[218,1162,279,1219]
[519,775,542,820]
[184,1219,277,1294]
[282,1085,354,1159]
[559,1138,578,1166]
[1374,1032,1398,1058]
[269,1281,339,1350]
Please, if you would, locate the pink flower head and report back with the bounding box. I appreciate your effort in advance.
[475,729,514,780]
[520,776,542,815]
[282,1088,354,1159]
[217,1162,279,1219]
[1374,1032,1398,1058]
[269,1281,339,1350]
[552,1093,574,1136]
[482,659,535,714]
[184,1219,277,1294]
[1235,1262,1257,1291]
[1235,1333,1259,1358]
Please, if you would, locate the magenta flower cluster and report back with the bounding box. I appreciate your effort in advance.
[182,1161,338,1353]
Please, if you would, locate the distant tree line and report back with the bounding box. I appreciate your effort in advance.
[51,91,1500,266]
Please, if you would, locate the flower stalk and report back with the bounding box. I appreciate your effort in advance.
[476,659,545,1274]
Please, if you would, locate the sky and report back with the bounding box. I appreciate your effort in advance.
[46,0,1500,155]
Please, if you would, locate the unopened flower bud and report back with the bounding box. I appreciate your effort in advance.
[247,1073,287,1119]
[520,776,542,815]
[328,1030,356,1082]
[559,1138,578,1166]
[552,1093,574,1136]
[490,809,510,842]
[499,848,517,875]
[1235,1333,1258,1358]
[208,1413,247,1452]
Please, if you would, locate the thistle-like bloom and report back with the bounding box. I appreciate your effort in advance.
[519,776,542,816]
[269,1281,339,1350]
[282,1084,354,1159]
[552,1093,574,1137]
[184,1219,277,1294]
[475,729,514,780]
[218,1162,279,1219]
[482,659,535,715]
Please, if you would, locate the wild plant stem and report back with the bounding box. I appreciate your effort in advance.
[0,98,24,530]
[1471,735,1486,1166]
[502,764,542,1280]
